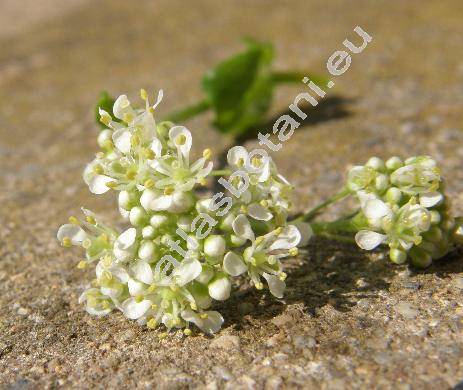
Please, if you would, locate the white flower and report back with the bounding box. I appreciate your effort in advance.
[227,146,270,183]
[181,309,224,334]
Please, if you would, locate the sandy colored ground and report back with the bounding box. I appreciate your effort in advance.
[1,0,463,388]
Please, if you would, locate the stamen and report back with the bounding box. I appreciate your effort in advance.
[140,89,148,101]
[68,216,79,225]
[184,328,192,336]
[164,187,174,195]
[147,318,157,329]
[77,260,87,269]
[203,148,212,160]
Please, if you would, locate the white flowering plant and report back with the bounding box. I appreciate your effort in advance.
[58,89,463,335]
[300,156,463,268]
[58,89,309,335]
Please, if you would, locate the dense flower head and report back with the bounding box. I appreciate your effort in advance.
[349,156,462,267]
[57,89,305,334]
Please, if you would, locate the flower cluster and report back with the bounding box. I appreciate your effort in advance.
[347,156,462,267]
[57,90,305,334]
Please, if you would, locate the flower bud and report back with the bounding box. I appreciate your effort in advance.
[389,248,407,264]
[385,187,402,204]
[430,210,441,225]
[375,174,388,192]
[156,121,173,139]
[138,240,155,261]
[366,157,385,171]
[208,275,231,301]
[178,215,192,232]
[423,227,442,243]
[409,246,432,268]
[142,225,155,239]
[97,129,113,148]
[385,156,403,171]
[150,214,168,228]
[129,206,147,226]
[204,235,226,258]
[230,234,247,247]
[118,190,132,210]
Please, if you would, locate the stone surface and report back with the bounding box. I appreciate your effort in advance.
[1,0,463,388]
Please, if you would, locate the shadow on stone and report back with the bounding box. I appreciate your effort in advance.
[215,95,352,171]
[221,237,397,329]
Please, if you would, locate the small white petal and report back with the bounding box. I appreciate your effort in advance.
[174,259,202,286]
[364,199,391,220]
[291,221,313,247]
[419,191,443,208]
[269,225,301,251]
[57,224,86,245]
[262,273,285,298]
[227,146,248,167]
[150,138,163,158]
[113,95,131,120]
[201,311,224,334]
[112,129,132,154]
[122,298,151,319]
[169,126,192,159]
[88,175,115,194]
[232,214,255,241]
[355,230,386,250]
[128,278,146,295]
[208,277,231,301]
[248,203,273,221]
[223,252,247,276]
[131,260,154,285]
[116,228,136,249]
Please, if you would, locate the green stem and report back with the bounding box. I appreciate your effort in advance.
[164,99,211,123]
[271,71,329,87]
[300,188,350,222]
[210,169,232,177]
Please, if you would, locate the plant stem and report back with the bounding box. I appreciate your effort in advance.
[164,99,211,123]
[271,71,329,87]
[300,188,350,222]
[210,169,232,177]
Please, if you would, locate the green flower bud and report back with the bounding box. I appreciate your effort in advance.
[385,156,403,171]
[389,248,407,264]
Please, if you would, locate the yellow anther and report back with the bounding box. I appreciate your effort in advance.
[200,313,208,319]
[144,179,155,189]
[100,115,111,126]
[184,328,192,336]
[143,148,155,160]
[190,302,197,311]
[102,139,114,150]
[105,181,117,189]
[147,318,158,329]
[289,247,299,257]
[102,255,112,268]
[148,107,155,113]
[422,214,429,222]
[240,205,248,213]
[126,170,137,180]
[237,158,245,168]
[260,200,269,208]
[82,238,91,248]
[123,113,133,123]
[93,164,104,175]
[175,134,187,146]
[140,88,148,101]
[77,260,87,269]
[255,237,264,245]
[251,156,262,167]
[164,187,174,195]
[102,301,111,309]
[62,237,72,248]
[203,148,212,160]
[86,215,96,225]
[135,295,144,303]
[147,284,157,293]
[274,227,283,235]
[68,216,79,225]
[158,332,168,339]
[131,135,140,147]
[151,304,157,310]
[279,272,287,281]
[255,282,264,290]
[199,177,207,186]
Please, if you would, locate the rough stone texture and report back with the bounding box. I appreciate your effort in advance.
[1,0,463,388]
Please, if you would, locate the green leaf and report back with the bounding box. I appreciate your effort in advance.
[95,91,116,128]
[202,38,275,135]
